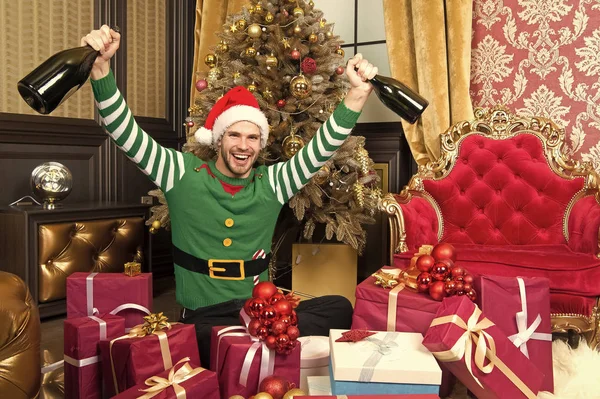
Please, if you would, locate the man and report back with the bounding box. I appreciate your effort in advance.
[83,25,378,367]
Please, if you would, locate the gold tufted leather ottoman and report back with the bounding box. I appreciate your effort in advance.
[0,271,41,398]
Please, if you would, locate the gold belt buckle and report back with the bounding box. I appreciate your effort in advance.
[208,259,245,280]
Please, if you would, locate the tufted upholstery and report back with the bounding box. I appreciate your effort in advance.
[38,217,145,303]
[0,271,41,398]
[382,106,600,347]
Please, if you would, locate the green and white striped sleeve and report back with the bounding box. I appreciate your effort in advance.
[91,70,185,192]
[266,102,360,204]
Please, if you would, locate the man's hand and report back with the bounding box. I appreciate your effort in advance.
[81,25,121,80]
[343,53,378,112]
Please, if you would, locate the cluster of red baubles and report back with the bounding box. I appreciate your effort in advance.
[243,282,300,355]
[415,243,477,302]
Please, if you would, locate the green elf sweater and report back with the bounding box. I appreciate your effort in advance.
[91,71,360,309]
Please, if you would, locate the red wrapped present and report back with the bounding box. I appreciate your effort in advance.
[477,276,553,392]
[64,314,124,399]
[352,267,455,396]
[111,357,220,399]
[422,296,544,399]
[210,325,301,399]
[66,272,152,330]
[99,313,201,397]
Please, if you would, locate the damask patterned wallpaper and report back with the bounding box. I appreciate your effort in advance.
[471,0,600,169]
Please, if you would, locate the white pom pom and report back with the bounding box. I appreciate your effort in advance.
[194,127,213,145]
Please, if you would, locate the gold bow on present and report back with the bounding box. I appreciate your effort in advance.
[137,357,206,399]
[141,312,171,336]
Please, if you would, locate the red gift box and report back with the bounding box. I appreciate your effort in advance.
[99,322,200,397]
[352,268,455,397]
[477,275,553,392]
[66,272,152,330]
[111,357,220,399]
[422,296,544,399]
[210,325,300,399]
[64,314,125,399]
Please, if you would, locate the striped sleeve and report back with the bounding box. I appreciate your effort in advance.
[266,102,360,204]
[91,70,184,192]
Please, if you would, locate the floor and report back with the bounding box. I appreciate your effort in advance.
[39,276,181,398]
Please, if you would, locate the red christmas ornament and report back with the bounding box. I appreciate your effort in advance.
[260,305,278,326]
[186,120,195,128]
[416,255,435,272]
[277,99,286,108]
[289,310,298,326]
[269,292,286,304]
[287,325,300,340]
[249,297,267,317]
[271,320,287,336]
[279,316,291,327]
[418,283,430,293]
[444,280,457,295]
[247,318,262,336]
[463,274,474,285]
[256,325,269,340]
[290,48,301,60]
[429,281,447,301]
[335,329,376,342]
[195,79,208,92]
[466,289,477,302]
[276,333,290,346]
[335,66,345,75]
[431,243,457,262]
[463,283,472,292]
[301,57,317,74]
[451,266,465,279]
[253,281,279,300]
[431,262,449,281]
[265,335,277,349]
[416,272,433,287]
[273,299,292,315]
[454,281,464,294]
[259,375,290,399]
[438,258,455,269]
[243,298,253,315]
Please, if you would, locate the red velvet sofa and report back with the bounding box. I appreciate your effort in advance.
[381,106,600,347]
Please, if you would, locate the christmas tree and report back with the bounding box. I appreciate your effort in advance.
[148,0,380,254]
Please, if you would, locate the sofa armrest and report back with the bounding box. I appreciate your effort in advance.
[379,192,439,263]
[568,195,600,256]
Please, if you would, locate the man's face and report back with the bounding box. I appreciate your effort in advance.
[215,121,262,179]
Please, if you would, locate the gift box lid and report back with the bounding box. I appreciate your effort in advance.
[299,336,330,369]
[329,329,441,385]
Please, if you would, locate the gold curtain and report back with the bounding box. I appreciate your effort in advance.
[383,0,474,165]
[190,0,248,105]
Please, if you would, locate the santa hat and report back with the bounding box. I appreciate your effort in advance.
[195,86,269,148]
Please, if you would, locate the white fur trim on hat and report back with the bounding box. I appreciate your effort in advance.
[212,104,270,148]
[194,126,213,145]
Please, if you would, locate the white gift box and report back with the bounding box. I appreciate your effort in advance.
[307,375,332,395]
[329,329,441,394]
[298,336,330,392]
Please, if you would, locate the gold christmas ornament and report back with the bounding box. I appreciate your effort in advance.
[354,143,370,175]
[313,164,330,185]
[204,53,217,68]
[262,88,273,101]
[254,3,263,13]
[308,0,315,7]
[308,33,318,43]
[281,37,291,49]
[248,82,257,92]
[248,23,263,38]
[235,19,247,31]
[217,41,229,53]
[248,5,256,13]
[283,388,307,399]
[151,220,161,229]
[293,24,302,35]
[326,30,333,38]
[207,67,222,82]
[282,130,305,159]
[336,47,345,57]
[266,53,278,69]
[319,18,327,28]
[353,182,365,208]
[254,393,274,399]
[293,7,304,17]
[290,74,312,99]
[265,12,274,23]
[245,46,257,57]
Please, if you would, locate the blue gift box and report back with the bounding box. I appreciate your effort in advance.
[329,329,441,395]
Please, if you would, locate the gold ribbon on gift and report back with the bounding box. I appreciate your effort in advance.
[429,307,537,399]
[136,357,206,399]
[109,312,176,394]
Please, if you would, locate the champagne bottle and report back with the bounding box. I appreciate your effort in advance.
[366,73,429,124]
[17,27,119,115]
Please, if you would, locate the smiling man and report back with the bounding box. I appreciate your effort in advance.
[84,25,378,367]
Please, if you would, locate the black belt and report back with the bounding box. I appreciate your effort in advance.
[172,245,270,280]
